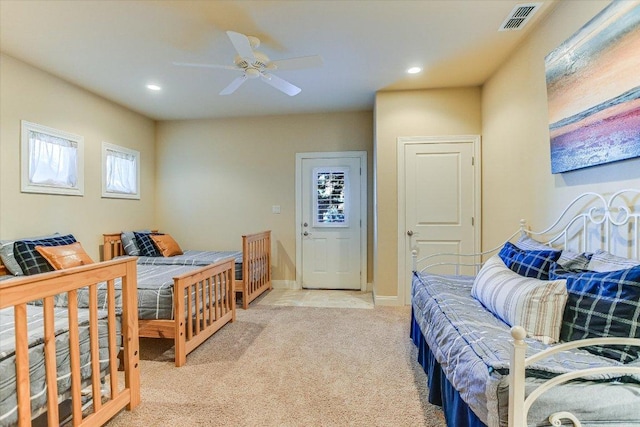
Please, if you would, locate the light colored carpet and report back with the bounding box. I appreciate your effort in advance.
[258,288,375,309]
[106,302,445,427]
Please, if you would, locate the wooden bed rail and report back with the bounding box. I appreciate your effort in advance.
[238,230,272,309]
[0,258,140,427]
[137,258,236,367]
[103,232,126,261]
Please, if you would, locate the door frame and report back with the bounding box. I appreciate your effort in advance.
[397,135,481,305]
[295,151,368,291]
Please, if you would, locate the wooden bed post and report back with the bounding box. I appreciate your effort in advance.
[121,259,141,408]
[509,326,527,427]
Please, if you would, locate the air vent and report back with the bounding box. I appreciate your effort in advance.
[499,3,541,31]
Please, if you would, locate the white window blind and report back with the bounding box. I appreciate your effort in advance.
[102,142,140,199]
[21,120,84,196]
[29,131,78,187]
[313,167,349,227]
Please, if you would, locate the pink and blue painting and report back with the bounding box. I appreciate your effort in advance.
[545,0,640,174]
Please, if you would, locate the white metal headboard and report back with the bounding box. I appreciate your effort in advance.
[413,189,640,274]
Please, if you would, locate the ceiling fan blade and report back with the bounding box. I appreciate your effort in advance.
[261,73,301,96]
[269,55,324,71]
[220,75,248,95]
[226,31,256,61]
[173,61,239,71]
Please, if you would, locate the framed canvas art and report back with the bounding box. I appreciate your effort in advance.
[545,0,640,174]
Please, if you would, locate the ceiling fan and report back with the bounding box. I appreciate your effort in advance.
[173,31,323,96]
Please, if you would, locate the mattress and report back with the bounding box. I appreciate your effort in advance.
[411,271,640,427]
[0,304,116,427]
[64,264,230,320]
[134,250,243,280]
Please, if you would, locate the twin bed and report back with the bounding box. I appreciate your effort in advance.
[411,190,640,426]
[0,258,140,426]
[102,230,271,310]
[99,229,272,367]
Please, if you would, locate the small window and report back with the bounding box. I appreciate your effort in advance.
[21,120,84,196]
[102,142,140,199]
[313,167,349,227]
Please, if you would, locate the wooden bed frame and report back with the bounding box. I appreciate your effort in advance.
[100,245,236,367]
[239,230,272,309]
[102,230,271,310]
[414,189,640,427]
[0,257,140,426]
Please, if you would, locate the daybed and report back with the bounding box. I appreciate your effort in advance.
[0,257,140,426]
[103,230,271,309]
[411,190,640,427]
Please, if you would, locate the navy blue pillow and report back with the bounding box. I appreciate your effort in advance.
[498,241,560,280]
[14,234,77,275]
[134,232,162,257]
[560,265,640,363]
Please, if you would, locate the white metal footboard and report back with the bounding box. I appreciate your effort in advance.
[508,326,640,427]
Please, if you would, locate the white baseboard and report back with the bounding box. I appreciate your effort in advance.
[271,280,300,290]
[373,293,402,306]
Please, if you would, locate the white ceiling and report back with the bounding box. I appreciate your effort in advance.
[0,0,556,121]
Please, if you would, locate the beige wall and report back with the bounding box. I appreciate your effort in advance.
[374,88,482,301]
[155,112,373,284]
[0,54,156,261]
[482,0,640,251]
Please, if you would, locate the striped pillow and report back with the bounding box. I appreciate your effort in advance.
[587,249,640,273]
[472,255,568,344]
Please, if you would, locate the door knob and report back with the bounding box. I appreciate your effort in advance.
[303,231,310,236]
[407,230,414,236]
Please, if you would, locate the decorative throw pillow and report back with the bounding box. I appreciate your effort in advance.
[134,231,162,257]
[587,249,640,273]
[472,255,568,344]
[35,242,94,270]
[150,234,183,257]
[515,235,556,251]
[560,265,640,363]
[13,234,77,275]
[1,240,25,276]
[0,233,61,276]
[121,230,151,256]
[498,241,561,280]
[557,250,592,271]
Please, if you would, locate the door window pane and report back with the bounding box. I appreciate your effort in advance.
[313,167,349,227]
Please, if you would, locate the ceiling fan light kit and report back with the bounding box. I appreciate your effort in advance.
[174,30,323,97]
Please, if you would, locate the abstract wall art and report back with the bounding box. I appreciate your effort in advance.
[545,0,640,174]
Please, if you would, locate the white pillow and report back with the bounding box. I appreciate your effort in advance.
[587,249,640,272]
[471,255,568,344]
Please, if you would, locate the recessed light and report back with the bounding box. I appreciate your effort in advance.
[146,84,162,91]
[407,67,422,74]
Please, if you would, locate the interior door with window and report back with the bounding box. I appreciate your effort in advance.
[299,155,363,289]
